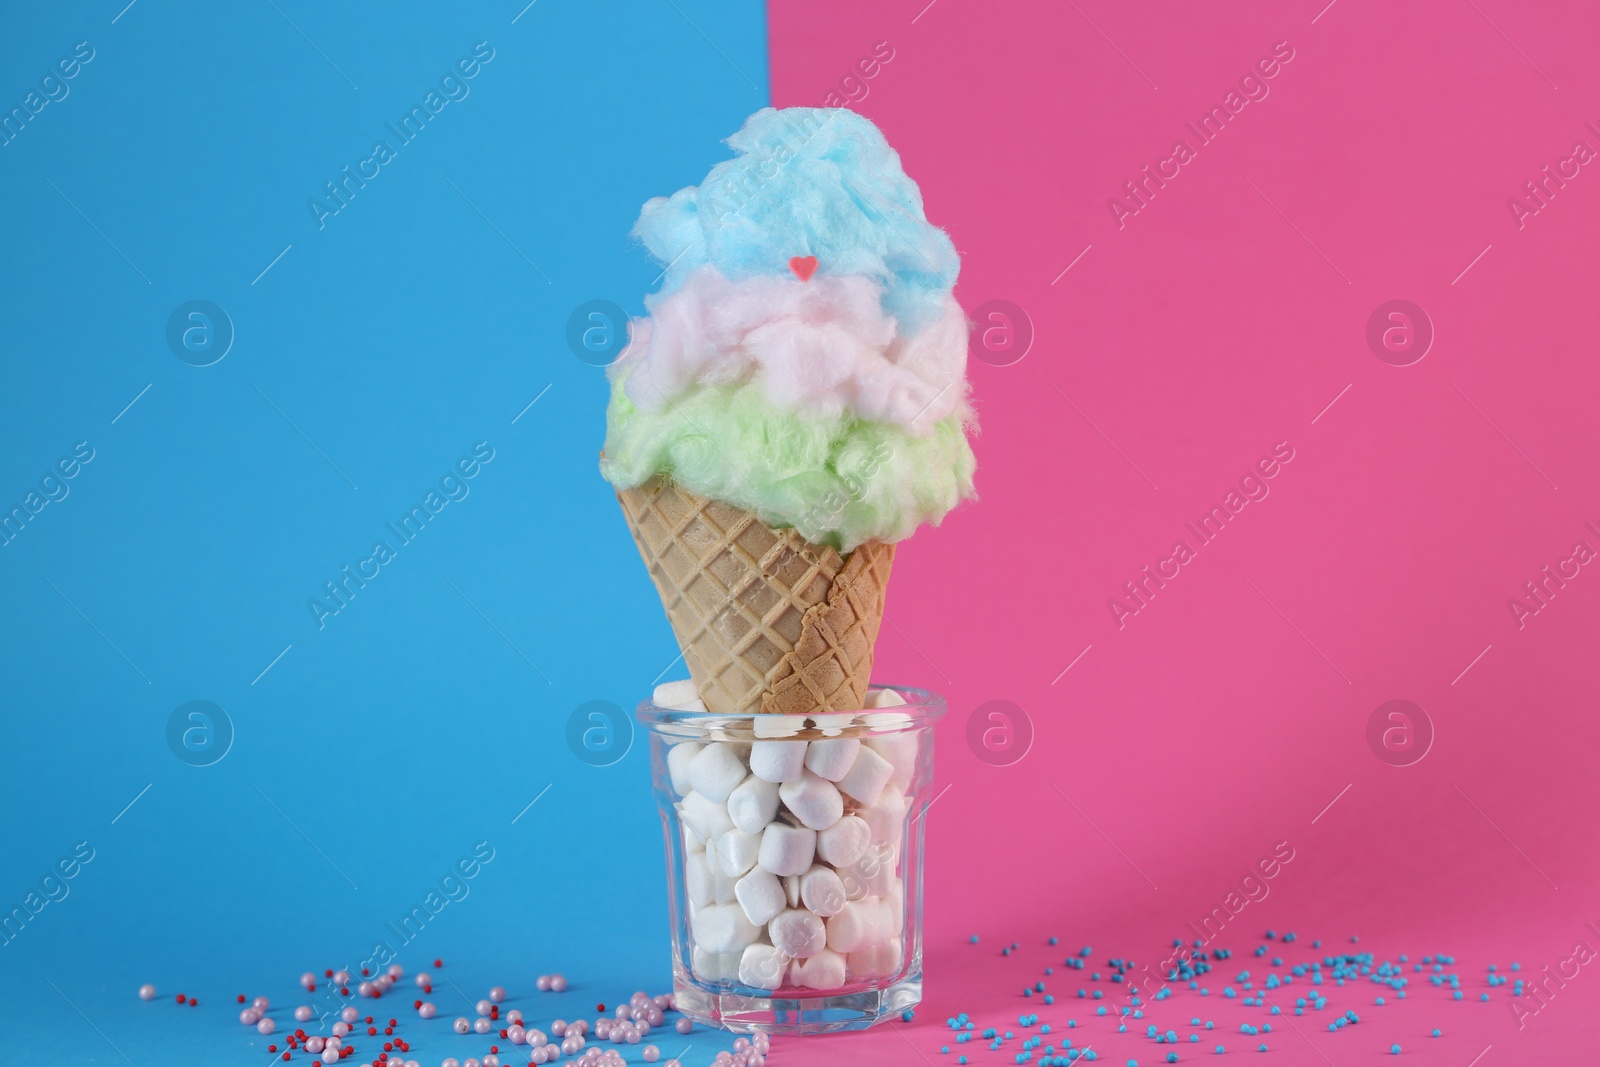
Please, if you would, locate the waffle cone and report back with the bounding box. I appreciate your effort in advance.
[616,477,894,715]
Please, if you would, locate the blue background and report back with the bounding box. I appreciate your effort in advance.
[0,1,768,1062]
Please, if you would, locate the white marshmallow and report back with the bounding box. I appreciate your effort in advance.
[758,823,816,876]
[849,936,903,978]
[716,829,761,877]
[784,874,802,908]
[685,851,715,908]
[865,731,919,785]
[737,944,788,990]
[733,868,787,926]
[712,859,739,903]
[749,740,808,783]
[682,822,705,855]
[789,949,847,990]
[861,790,907,846]
[768,909,827,958]
[753,714,808,739]
[836,745,893,806]
[654,679,704,710]
[804,738,860,782]
[778,770,844,831]
[666,741,704,796]
[816,815,871,868]
[727,775,780,833]
[866,687,907,708]
[680,791,733,840]
[810,713,854,737]
[691,902,761,954]
[848,846,899,898]
[825,897,893,954]
[691,946,741,982]
[799,866,848,917]
[686,743,747,803]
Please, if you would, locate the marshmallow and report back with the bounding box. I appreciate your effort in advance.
[737,944,788,990]
[686,742,747,803]
[712,859,739,903]
[666,741,704,796]
[749,740,808,783]
[825,897,894,954]
[784,874,802,908]
[861,790,906,846]
[769,909,827,958]
[800,865,848,917]
[836,745,893,806]
[758,822,816,876]
[865,731,919,786]
[778,770,844,831]
[844,846,899,898]
[691,902,761,954]
[789,949,848,990]
[654,679,706,711]
[810,713,854,737]
[716,829,761,877]
[849,936,903,978]
[816,815,871,868]
[753,714,808,739]
[680,791,733,840]
[866,687,907,708]
[685,851,715,908]
[733,868,787,926]
[692,946,741,982]
[727,775,780,833]
[804,738,860,782]
[682,822,705,855]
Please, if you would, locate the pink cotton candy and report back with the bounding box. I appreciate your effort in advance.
[619,266,966,434]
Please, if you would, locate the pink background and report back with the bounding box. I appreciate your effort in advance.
[769,1,1600,1063]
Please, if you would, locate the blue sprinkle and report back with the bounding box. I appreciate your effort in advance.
[1375,997,1385,1006]
[905,1011,916,1022]
[1215,1047,1224,1055]
[1431,1029,1441,1037]
[1166,1057,1178,1065]
[970,936,979,944]
[1480,994,1490,1002]
[1257,1044,1267,1053]
[1390,1045,1401,1055]
[942,1047,950,1054]
[1050,937,1059,945]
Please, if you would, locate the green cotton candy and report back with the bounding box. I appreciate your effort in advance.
[600,371,976,552]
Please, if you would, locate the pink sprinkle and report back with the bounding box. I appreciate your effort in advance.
[675,1018,693,1034]
[418,1002,436,1019]
[252,997,270,1011]
[536,975,552,992]
[256,1017,275,1035]
[300,972,317,991]
[550,974,568,993]
[294,1006,313,1022]
[341,1006,359,1024]
[643,1046,660,1063]
[138,984,156,1001]
[489,985,506,1003]
[239,1008,262,1026]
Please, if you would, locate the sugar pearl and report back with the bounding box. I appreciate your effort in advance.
[453,1016,472,1034]
[489,986,505,1003]
[550,974,568,992]
[256,1017,276,1035]
[474,1016,493,1033]
[418,1002,436,1019]
[295,1005,314,1022]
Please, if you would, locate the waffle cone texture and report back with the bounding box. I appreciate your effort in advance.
[617,477,894,715]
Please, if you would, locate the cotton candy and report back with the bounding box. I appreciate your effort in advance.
[632,108,960,336]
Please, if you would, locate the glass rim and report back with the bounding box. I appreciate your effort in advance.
[635,683,946,731]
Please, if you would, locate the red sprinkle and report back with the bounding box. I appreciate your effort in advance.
[367,1027,376,1036]
[361,968,370,977]
[384,1027,393,1036]
[433,959,442,968]
[597,1004,606,1012]
[187,997,197,1006]
[324,969,334,978]
[339,987,349,996]
[238,995,247,1004]
[413,1000,422,1009]
[175,994,185,1003]
[268,1047,277,1054]
[282,1055,291,1062]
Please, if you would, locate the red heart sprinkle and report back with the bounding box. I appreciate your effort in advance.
[789,255,818,281]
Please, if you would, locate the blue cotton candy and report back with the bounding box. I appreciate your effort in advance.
[632,107,960,336]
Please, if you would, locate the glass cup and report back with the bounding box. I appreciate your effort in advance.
[638,684,945,1035]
